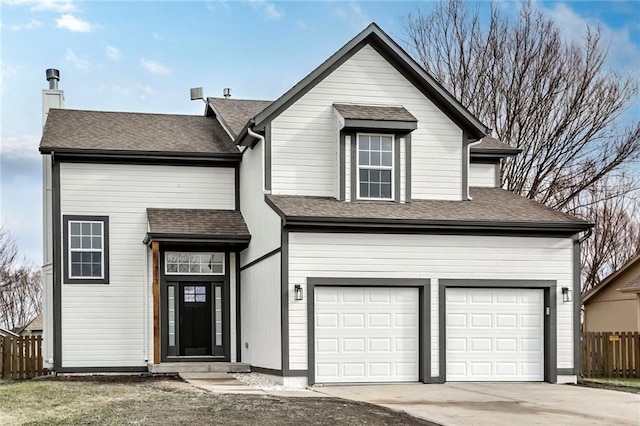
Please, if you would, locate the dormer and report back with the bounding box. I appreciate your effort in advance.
[333,103,417,202]
[469,136,521,188]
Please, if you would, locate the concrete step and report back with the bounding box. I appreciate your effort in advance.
[148,362,250,374]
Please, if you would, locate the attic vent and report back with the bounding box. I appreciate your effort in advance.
[223,88,231,99]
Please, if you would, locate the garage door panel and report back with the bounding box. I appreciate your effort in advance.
[446,288,544,382]
[315,287,419,383]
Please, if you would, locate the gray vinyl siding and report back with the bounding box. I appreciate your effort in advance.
[59,162,235,368]
[287,233,574,378]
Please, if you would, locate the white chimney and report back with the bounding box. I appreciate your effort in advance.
[42,68,64,128]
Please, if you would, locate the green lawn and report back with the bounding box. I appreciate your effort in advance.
[0,376,435,425]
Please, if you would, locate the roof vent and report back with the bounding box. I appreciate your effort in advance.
[223,88,231,99]
[46,68,60,90]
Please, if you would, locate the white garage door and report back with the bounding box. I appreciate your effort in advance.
[314,287,419,383]
[446,288,544,381]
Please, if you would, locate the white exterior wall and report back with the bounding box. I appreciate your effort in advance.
[271,44,463,200]
[42,154,54,368]
[240,143,281,265]
[469,163,498,188]
[287,233,574,376]
[240,253,281,369]
[59,162,235,367]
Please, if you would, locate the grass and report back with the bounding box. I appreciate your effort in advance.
[581,377,640,388]
[0,376,435,425]
[579,377,640,394]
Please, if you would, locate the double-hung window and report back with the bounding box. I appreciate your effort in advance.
[358,134,394,200]
[64,216,109,284]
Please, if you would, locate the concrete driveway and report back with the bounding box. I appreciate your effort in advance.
[316,382,640,425]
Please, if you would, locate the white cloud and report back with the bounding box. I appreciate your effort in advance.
[540,3,640,72]
[140,58,171,75]
[106,45,120,61]
[65,49,89,69]
[4,0,76,13]
[0,134,41,160]
[0,62,22,93]
[332,1,369,29]
[249,0,283,21]
[5,19,42,30]
[55,13,92,32]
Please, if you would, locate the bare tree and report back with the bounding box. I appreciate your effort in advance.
[403,0,640,291]
[0,227,42,329]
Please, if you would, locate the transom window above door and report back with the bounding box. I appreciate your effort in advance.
[358,134,394,200]
[165,252,224,275]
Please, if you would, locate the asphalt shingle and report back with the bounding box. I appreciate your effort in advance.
[40,109,237,154]
[333,104,417,122]
[267,187,589,227]
[147,209,250,238]
[208,97,273,137]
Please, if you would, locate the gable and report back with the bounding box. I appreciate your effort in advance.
[250,23,488,141]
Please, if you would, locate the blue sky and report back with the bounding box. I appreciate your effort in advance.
[1,0,639,266]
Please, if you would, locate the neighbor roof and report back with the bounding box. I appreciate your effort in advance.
[40,109,238,156]
[208,98,273,137]
[619,275,640,293]
[333,104,417,122]
[145,208,250,245]
[583,253,640,303]
[266,187,591,233]
[17,313,42,334]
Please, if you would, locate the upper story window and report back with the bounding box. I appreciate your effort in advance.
[357,134,394,200]
[165,252,225,275]
[63,216,109,284]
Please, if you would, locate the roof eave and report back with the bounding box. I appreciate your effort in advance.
[582,253,640,304]
[143,233,251,247]
[39,147,242,163]
[470,148,522,158]
[280,215,591,234]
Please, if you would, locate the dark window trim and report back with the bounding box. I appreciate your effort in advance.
[63,215,110,284]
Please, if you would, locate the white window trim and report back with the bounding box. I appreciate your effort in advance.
[68,220,105,280]
[356,132,395,201]
[165,252,225,276]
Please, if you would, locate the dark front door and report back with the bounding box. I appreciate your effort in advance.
[179,283,212,356]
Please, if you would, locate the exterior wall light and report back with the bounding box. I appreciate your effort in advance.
[294,284,304,301]
[561,287,572,303]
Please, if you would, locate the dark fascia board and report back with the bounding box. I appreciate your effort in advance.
[471,148,522,158]
[343,119,417,132]
[251,23,490,140]
[282,216,592,234]
[143,233,250,247]
[40,148,242,164]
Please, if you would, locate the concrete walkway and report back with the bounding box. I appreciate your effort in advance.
[317,382,640,425]
[179,373,325,398]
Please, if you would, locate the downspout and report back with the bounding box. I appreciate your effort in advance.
[247,126,270,194]
[466,139,483,200]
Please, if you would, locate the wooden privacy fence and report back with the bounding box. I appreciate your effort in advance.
[0,335,45,379]
[582,332,640,378]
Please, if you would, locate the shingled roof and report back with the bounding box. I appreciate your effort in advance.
[40,109,237,155]
[471,136,521,157]
[266,187,590,232]
[333,104,417,122]
[145,208,250,245]
[208,98,273,137]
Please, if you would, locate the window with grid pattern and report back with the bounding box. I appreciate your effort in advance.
[68,221,104,278]
[357,134,394,200]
